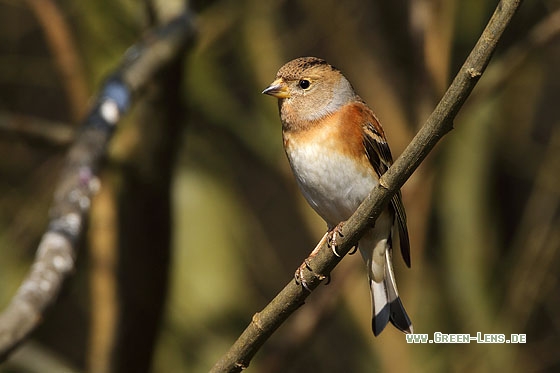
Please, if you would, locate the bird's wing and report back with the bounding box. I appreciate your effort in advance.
[360,103,411,267]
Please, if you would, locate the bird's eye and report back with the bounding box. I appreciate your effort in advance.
[298,79,311,89]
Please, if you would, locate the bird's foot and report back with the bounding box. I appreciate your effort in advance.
[294,232,329,291]
[294,259,329,291]
[294,259,313,292]
[329,222,346,257]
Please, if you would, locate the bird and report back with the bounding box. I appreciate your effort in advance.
[262,57,413,336]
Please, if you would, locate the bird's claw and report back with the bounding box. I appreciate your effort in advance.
[294,259,328,292]
[294,260,313,292]
[293,229,336,291]
[329,223,345,257]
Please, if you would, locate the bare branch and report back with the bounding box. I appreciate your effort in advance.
[0,11,196,362]
[468,6,560,106]
[0,112,74,146]
[25,0,89,121]
[210,0,524,371]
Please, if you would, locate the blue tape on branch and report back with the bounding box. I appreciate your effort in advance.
[101,77,131,114]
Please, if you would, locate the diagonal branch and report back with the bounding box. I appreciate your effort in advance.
[0,11,196,362]
[25,0,89,121]
[210,0,524,371]
[0,112,74,146]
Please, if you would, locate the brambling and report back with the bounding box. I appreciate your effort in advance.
[263,57,413,336]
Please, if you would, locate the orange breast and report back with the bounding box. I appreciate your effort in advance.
[284,103,370,160]
[282,102,377,225]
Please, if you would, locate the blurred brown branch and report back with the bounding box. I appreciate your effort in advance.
[468,6,560,107]
[0,111,74,145]
[210,0,524,371]
[25,0,89,121]
[507,126,560,328]
[0,11,196,362]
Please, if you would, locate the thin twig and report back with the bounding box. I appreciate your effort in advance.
[0,11,196,362]
[210,0,524,371]
[507,126,560,328]
[25,0,89,121]
[467,7,560,107]
[0,112,74,146]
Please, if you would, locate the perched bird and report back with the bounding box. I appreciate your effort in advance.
[262,57,413,336]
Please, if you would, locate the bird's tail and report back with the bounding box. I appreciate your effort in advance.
[370,248,413,336]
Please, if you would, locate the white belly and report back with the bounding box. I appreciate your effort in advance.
[286,141,377,227]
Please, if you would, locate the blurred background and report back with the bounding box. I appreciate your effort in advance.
[0,0,559,372]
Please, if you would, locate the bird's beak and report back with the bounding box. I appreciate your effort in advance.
[262,79,290,99]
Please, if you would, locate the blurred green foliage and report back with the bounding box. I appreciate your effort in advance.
[0,0,559,372]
